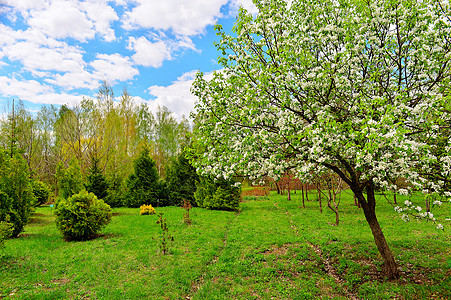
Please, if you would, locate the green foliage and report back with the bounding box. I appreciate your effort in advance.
[55,190,112,241]
[194,176,240,211]
[165,149,199,206]
[0,148,34,237]
[31,180,51,207]
[85,157,108,200]
[126,147,161,207]
[56,159,84,200]
[0,216,13,253]
[104,173,125,207]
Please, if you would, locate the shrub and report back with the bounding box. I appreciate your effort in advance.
[0,150,34,237]
[0,216,13,253]
[55,190,112,241]
[194,176,240,211]
[104,174,125,207]
[31,180,51,206]
[140,204,156,215]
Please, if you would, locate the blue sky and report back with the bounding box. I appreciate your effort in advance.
[0,0,257,120]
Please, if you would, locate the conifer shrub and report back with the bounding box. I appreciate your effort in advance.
[194,176,240,211]
[0,216,13,253]
[140,204,156,215]
[104,174,125,207]
[0,150,34,237]
[85,157,108,200]
[31,180,51,206]
[55,190,112,241]
[126,148,161,207]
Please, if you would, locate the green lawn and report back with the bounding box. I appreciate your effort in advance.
[1,191,450,299]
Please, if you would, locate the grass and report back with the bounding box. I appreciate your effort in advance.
[1,190,450,299]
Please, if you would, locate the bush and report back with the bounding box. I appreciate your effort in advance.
[0,150,34,237]
[104,174,125,207]
[139,204,156,215]
[55,190,112,241]
[194,176,240,211]
[0,217,13,252]
[31,180,51,206]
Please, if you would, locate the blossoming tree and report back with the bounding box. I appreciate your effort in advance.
[191,0,451,278]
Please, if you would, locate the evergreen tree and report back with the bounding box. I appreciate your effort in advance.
[0,148,34,237]
[125,147,161,207]
[85,157,108,200]
[166,149,199,206]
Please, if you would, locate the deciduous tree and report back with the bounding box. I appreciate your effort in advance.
[192,0,451,278]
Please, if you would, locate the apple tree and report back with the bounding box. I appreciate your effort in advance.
[192,0,451,278]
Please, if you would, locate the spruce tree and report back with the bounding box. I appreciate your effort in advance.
[165,149,199,206]
[85,157,108,200]
[126,147,160,207]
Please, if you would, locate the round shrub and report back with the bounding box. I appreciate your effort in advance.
[55,190,112,241]
[139,204,156,215]
[31,180,51,206]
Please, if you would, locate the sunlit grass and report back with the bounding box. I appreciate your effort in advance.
[1,191,450,299]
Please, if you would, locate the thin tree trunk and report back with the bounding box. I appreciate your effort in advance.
[318,187,322,213]
[393,193,397,204]
[301,184,305,208]
[355,183,399,279]
[327,189,339,226]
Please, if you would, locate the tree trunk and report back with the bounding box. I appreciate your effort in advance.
[355,183,399,279]
[318,187,322,213]
[393,193,397,204]
[327,189,339,226]
[301,184,305,208]
[275,181,281,194]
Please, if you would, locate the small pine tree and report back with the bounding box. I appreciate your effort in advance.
[85,157,108,200]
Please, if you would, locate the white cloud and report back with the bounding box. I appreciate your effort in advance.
[122,0,228,36]
[79,0,119,42]
[45,70,98,90]
[0,76,84,106]
[6,0,118,42]
[230,0,258,15]
[145,70,213,121]
[128,36,172,68]
[28,0,95,41]
[128,35,198,68]
[91,53,139,82]
[4,40,86,75]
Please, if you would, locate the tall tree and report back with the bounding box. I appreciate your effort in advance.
[192,0,451,278]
